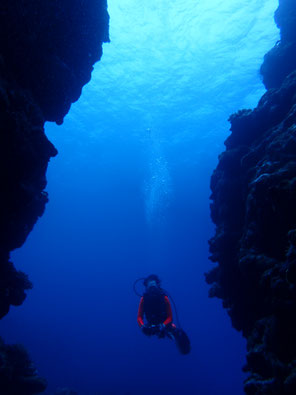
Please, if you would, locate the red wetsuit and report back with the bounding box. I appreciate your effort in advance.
[137,295,173,328]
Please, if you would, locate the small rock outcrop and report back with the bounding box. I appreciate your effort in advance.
[207,1,296,394]
[0,0,109,392]
[0,339,47,395]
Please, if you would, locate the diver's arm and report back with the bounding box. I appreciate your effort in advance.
[163,296,173,326]
[137,297,145,327]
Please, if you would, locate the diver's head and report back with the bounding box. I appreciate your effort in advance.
[144,274,161,291]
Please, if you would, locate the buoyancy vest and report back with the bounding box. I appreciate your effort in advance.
[143,287,167,325]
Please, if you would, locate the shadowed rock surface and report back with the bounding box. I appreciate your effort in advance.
[0,0,109,392]
[0,339,47,395]
[261,0,296,90]
[207,1,296,394]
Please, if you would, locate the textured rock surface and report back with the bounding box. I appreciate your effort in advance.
[261,0,296,90]
[0,0,109,123]
[207,1,296,394]
[0,339,47,395]
[0,69,57,319]
[0,0,109,392]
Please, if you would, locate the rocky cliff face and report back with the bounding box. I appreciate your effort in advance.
[207,1,296,394]
[0,1,109,393]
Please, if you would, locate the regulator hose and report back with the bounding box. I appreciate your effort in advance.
[133,277,146,297]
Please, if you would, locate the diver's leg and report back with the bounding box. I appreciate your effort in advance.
[165,323,177,340]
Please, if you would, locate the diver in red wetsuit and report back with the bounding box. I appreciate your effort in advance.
[136,275,191,354]
[137,274,178,340]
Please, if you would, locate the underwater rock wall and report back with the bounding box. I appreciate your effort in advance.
[261,0,296,90]
[207,1,296,394]
[0,0,109,392]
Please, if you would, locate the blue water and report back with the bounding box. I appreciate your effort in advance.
[1,1,279,394]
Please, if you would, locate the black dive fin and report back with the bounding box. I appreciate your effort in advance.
[174,328,191,355]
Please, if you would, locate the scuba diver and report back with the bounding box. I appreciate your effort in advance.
[135,274,191,355]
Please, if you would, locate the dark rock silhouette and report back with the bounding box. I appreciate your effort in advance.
[0,339,47,394]
[0,71,57,319]
[0,0,109,392]
[261,0,296,90]
[207,1,296,394]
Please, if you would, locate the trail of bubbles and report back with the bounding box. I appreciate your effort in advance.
[144,129,172,226]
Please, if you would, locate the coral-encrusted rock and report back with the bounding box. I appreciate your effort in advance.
[0,0,109,315]
[208,1,296,394]
[0,70,58,250]
[0,339,47,394]
[208,71,296,393]
[0,0,109,123]
[261,0,296,90]
[0,0,109,392]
